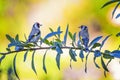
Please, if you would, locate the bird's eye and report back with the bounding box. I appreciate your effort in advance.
[36,23,40,28]
[81,25,83,29]
[85,26,87,29]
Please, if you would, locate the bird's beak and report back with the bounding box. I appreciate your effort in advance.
[78,26,81,28]
[40,24,42,26]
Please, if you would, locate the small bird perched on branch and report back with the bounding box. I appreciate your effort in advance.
[15,22,42,51]
[26,22,42,43]
[78,25,89,52]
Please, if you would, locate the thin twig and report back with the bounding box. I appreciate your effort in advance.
[0,46,94,55]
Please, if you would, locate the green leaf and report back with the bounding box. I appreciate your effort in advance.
[89,36,102,47]
[56,53,61,70]
[6,48,11,52]
[49,27,54,32]
[116,13,120,19]
[57,26,61,39]
[85,53,89,73]
[6,34,15,43]
[43,39,50,45]
[101,57,109,72]
[23,43,35,47]
[116,32,120,37]
[101,0,120,8]
[79,50,84,62]
[112,2,120,18]
[73,33,76,42]
[8,42,17,48]
[43,50,47,74]
[24,34,27,41]
[55,43,63,54]
[15,34,19,41]
[63,24,69,46]
[69,49,77,62]
[104,59,112,77]
[55,39,62,43]
[93,50,101,69]
[0,55,6,64]
[49,27,57,38]
[13,54,20,80]
[68,32,73,40]
[100,35,111,50]
[43,31,62,41]
[110,50,120,58]
[23,50,29,62]
[103,53,114,59]
[70,59,72,69]
[92,43,101,49]
[93,57,100,69]
[49,41,54,46]
[31,50,37,75]
[103,50,114,59]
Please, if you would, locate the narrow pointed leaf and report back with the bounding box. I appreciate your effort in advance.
[79,50,84,62]
[55,44,63,54]
[110,50,120,58]
[31,50,37,74]
[0,55,6,64]
[94,50,101,57]
[43,50,48,74]
[104,59,112,77]
[73,33,76,42]
[70,59,72,69]
[43,31,62,41]
[116,32,120,37]
[23,50,29,62]
[93,50,101,68]
[8,42,17,47]
[43,39,50,45]
[57,26,61,38]
[49,27,58,38]
[6,34,15,42]
[94,57,100,69]
[56,53,61,70]
[24,34,27,41]
[63,24,69,45]
[89,36,102,47]
[101,0,120,8]
[13,54,20,80]
[112,2,120,18]
[116,13,120,19]
[103,53,114,59]
[68,32,73,40]
[69,49,77,62]
[100,35,111,50]
[15,34,19,41]
[55,39,62,43]
[85,53,89,73]
[92,43,101,49]
[49,27,54,32]
[6,48,11,52]
[101,57,109,72]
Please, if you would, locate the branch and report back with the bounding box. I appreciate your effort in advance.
[0,46,88,55]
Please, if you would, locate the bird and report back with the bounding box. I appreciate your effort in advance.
[78,25,89,51]
[26,22,42,43]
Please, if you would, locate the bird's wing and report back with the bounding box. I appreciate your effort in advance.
[27,30,40,42]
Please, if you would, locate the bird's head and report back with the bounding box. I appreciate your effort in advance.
[33,22,42,29]
[78,25,88,31]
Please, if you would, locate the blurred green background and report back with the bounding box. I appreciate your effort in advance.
[0,0,120,80]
